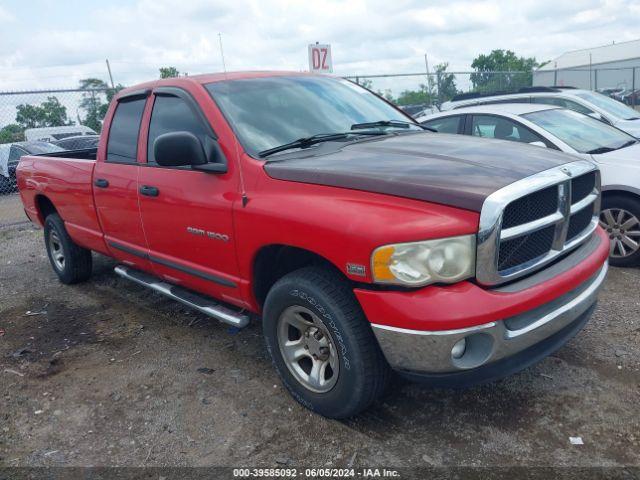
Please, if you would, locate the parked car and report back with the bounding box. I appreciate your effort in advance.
[439,86,640,138]
[418,104,640,266]
[24,125,97,142]
[17,72,608,418]
[0,141,64,193]
[52,135,100,150]
[621,89,640,106]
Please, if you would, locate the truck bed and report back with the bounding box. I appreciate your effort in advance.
[16,152,107,254]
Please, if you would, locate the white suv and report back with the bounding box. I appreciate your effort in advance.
[440,87,640,138]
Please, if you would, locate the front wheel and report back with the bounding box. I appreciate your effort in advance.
[263,266,389,419]
[600,194,640,267]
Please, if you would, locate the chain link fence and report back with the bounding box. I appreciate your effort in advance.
[0,88,115,226]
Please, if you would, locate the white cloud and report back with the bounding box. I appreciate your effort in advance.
[0,0,637,93]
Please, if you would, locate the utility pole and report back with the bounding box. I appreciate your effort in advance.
[218,33,227,73]
[105,59,115,89]
[424,53,433,98]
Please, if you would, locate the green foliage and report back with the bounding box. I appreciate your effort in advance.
[0,124,25,143]
[470,49,538,93]
[15,96,72,129]
[76,78,125,133]
[434,63,458,102]
[395,84,432,106]
[159,66,182,79]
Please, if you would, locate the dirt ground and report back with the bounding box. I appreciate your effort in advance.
[0,223,639,471]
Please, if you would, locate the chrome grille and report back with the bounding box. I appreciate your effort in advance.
[476,161,600,286]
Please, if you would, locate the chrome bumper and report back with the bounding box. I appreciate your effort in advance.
[372,262,608,374]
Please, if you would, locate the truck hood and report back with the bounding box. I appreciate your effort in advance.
[264,132,579,212]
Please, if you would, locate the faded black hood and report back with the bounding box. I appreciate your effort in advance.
[264,132,579,212]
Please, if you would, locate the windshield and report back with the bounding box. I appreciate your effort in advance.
[523,108,636,154]
[206,76,419,156]
[573,91,640,121]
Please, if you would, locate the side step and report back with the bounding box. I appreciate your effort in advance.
[114,265,250,328]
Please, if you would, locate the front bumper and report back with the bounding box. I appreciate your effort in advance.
[372,263,606,379]
[355,228,610,383]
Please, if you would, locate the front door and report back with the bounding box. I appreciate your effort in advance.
[93,93,153,271]
[137,88,242,305]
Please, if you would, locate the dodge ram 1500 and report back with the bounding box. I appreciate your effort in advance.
[17,72,609,418]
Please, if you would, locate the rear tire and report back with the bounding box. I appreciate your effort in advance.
[263,266,389,419]
[600,194,640,267]
[44,213,93,284]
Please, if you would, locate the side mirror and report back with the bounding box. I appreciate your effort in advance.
[154,131,207,167]
[587,112,611,125]
[529,141,547,148]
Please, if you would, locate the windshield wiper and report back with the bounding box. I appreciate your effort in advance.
[586,146,618,154]
[617,140,638,149]
[587,140,637,154]
[258,131,385,158]
[351,119,435,132]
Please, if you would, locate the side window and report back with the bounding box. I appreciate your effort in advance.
[147,95,208,164]
[531,96,594,115]
[471,115,546,144]
[423,116,462,134]
[106,98,147,163]
[8,146,26,162]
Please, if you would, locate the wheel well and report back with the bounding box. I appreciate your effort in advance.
[601,189,640,203]
[35,195,57,221]
[253,245,346,308]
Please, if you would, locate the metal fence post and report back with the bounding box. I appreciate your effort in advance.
[633,67,637,109]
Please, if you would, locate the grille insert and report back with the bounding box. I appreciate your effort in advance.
[567,207,594,242]
[502,185,558,229]
[571,171,596,204]
[498,225,556,271]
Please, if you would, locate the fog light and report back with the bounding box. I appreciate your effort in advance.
[451,338,467,359]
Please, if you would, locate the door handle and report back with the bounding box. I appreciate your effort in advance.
[139,185,159,197]
[94,178,109,188]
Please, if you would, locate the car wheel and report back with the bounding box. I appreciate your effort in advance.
[44,213,93,284]
[600,194,640,267]
[263,266,389,419]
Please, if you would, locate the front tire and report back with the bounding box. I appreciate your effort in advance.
[263,266,389,419]
[600,194,640,267]
[44,213,93,284]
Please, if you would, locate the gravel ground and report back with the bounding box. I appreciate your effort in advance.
[0,223,639,471]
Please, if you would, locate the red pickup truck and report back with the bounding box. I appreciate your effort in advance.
[17,72,609,418]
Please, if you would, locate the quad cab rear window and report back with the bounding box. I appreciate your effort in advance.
[106,98,146,163]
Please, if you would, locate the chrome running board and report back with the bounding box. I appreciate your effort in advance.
[114,265,250,328]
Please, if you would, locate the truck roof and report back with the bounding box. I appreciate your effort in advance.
[116,71,316,99]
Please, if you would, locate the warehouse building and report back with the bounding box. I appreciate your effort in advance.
[533,39,640,92]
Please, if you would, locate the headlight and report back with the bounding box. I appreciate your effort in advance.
[371,235,476,287]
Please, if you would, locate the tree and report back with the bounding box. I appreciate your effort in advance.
[159,66,182,79]
[395,84,433,106]
[15,96,72,129]
[470,49,539,93]
[0,124,24,143]
[78,78,109,133]
[434,63,458,102]
[76,78,125,133]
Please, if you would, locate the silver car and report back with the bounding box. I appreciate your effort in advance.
[439,87,640,138]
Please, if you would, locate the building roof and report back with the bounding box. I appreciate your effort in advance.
[538,38,640,70]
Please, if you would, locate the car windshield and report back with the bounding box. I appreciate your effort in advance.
[523,108,637,154]
[206,76,419,156]
[573,91,640,121]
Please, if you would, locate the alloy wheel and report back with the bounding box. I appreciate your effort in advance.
[277,305,339,393]
[599,208,640,258]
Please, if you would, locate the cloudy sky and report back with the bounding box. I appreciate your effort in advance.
[0,0,638,92]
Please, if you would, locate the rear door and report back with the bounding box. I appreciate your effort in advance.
[137,87,241,302]
[93,92,153,271]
